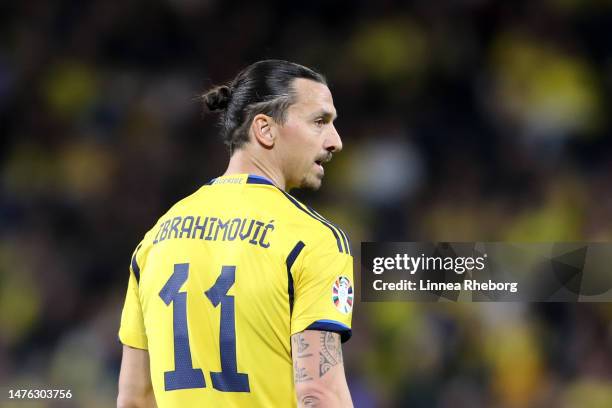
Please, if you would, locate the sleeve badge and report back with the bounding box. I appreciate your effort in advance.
[332,276,353,314]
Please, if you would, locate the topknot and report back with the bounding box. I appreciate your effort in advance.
[203,85,232,111]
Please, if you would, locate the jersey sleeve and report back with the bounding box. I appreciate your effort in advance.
[289,238,354,343]
[118,243,148,350]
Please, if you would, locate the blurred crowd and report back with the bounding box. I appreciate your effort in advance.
[1,0,612,406]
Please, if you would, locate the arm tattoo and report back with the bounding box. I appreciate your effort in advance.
[293,333,313,383]
[301,395,322,407]
[319,332,343,377]
[294,360,313,383]
[293,332,310,354]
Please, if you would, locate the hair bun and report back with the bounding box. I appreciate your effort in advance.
[203,85,232,111]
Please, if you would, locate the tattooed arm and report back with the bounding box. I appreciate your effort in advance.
[291,330,353,408]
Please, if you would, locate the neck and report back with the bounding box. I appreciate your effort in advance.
[224,148,287,190]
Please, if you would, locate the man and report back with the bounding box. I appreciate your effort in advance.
[117,60,354,407]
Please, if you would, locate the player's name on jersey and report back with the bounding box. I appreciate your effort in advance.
[153,215,274,248]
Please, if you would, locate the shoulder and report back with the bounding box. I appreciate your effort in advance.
[274,189,352,256]
[150,186,207,232]
[130,188,205,271]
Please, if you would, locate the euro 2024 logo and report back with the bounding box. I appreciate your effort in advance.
[332,276,353,314]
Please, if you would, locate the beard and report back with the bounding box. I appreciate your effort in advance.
[299,171,323,191]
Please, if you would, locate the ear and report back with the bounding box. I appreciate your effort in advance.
[251,114,276,148]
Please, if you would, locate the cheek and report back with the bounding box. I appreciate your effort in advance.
[288,126,316,149]
[280,123,320,167]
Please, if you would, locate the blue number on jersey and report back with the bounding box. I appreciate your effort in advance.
[159,263,206,391]
[205,266,250,392]
[159,264,250,392]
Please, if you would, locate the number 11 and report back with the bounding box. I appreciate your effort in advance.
[159,263,250,392]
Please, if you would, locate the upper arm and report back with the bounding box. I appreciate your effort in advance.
[290,237,354,341]
[291,330,353,408]
[117,345,156,408]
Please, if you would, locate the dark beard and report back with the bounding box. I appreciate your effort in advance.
[298,173,323,191]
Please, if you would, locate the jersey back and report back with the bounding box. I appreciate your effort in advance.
[119,174,354,407]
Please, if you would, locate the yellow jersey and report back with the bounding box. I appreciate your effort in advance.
[118,174,354,407]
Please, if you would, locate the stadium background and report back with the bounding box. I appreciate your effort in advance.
[1,0,612,406]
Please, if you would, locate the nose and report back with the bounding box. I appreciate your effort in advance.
[325,124,343,153]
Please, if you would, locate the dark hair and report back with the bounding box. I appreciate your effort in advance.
[201,60,327,152]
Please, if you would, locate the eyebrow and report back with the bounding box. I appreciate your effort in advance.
[312,110,338,121]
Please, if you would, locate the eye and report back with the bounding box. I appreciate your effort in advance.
[314,118,325,127]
